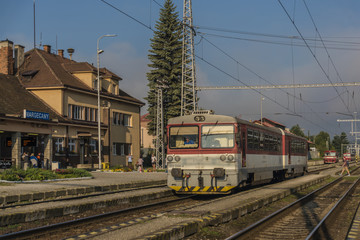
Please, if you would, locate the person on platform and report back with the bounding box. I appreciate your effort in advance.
[127,154,133,170]
[151,154,157,171]
[137,157,144,173]
[30,153,38,168]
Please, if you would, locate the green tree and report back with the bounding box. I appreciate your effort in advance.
[314,131,330,157]
[145,0,182,135]
[290,124,306,138]
[332,132,349,154]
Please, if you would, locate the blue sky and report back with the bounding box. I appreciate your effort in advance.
[2,0,360,140]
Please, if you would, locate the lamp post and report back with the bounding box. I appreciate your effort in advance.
[260,97,265,125]
[97,34,117,169]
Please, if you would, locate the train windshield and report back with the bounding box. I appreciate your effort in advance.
[169,126,199,149]
[325,151,336,157]
[201,125,234,148]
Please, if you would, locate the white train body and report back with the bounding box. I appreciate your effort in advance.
[166,111,308,194]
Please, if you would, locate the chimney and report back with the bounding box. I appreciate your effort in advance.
[58,49,64,57]
[14,45,25,72]
[67,48,74,60]
[43,45,51,53]
[0,40,14,75]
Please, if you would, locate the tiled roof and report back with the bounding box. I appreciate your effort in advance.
[0,73,63,120]
[17,48,143,106]
[141,113,150,122]
[19,49,90,89]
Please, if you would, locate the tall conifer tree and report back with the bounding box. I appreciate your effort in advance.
[145,0,182,135]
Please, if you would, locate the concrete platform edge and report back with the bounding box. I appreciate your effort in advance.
[0,187,172,226]
[1,180,166,206]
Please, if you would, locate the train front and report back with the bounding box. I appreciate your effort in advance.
[166,112,239,194]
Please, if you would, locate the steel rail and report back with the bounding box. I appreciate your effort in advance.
[306,177,360,240]
[225,176,344,240]
[0,194,193,240]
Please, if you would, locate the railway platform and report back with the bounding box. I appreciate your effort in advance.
[0,171,167,206]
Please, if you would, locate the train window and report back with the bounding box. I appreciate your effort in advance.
[169,126,199,149]
[254,131,260,150]
[269,135,275,151]
[277,137,281,152]
[247,129,253,149]
[201,125,234,149]
[259,132,264,150]
[264,134,269,151]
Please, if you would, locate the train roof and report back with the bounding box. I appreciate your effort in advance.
[167,112,307,141]
[167,112,237,125]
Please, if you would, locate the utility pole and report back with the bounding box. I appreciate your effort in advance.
[337,112,360,158]
[181,0,197,116]
[156,86,165,169]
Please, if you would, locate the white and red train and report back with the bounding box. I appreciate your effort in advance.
[166,111,308,194]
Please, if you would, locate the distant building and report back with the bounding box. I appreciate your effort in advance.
[253,118,286,130]
[0,40,144,168]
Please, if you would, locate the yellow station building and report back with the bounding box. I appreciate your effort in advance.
[0,40,144,169]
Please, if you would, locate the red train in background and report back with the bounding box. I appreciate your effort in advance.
[323,150,338,164]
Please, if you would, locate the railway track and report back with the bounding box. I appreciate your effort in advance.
[0,193,197,240]
[226,174,360,240]
[0,175,291,240]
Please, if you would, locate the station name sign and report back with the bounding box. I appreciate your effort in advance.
[23,109,50,121]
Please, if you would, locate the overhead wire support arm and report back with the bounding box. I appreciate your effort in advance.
[197,82,360,91]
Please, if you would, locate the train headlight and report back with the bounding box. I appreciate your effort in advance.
[220,155,226,161]
[167,155,174,162]
[227,155,234,161]
[175,156,181,162]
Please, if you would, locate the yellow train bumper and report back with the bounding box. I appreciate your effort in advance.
[169,186,235,194]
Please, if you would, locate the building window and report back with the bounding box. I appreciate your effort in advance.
[113,112,122,125]
[112,143,131,156]
[90,139,97,154]
[120,144,125,156]
[68,104,97,122]
[123,114,131,126]
[69,138,76,153]
[54,138,64,153]
[84,107,89,121]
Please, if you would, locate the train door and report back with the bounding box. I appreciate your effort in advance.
[241,126,246,167]
[288,139,291,164]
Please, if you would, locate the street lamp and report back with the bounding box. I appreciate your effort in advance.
[97,34,117,169]
[260,97,265,125]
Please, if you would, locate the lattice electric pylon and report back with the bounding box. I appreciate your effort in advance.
[155,87,165,169]
[181,0,197,116]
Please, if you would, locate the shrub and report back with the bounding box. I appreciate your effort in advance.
[0,167,92,181]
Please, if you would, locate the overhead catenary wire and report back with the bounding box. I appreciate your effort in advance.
[198,36,345,134]
[195,32,360,51]
[99,0,347,134]
[196,54,338,135]
[195,25,360,48]
[277,0,351,114]
[301,0,357,113]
